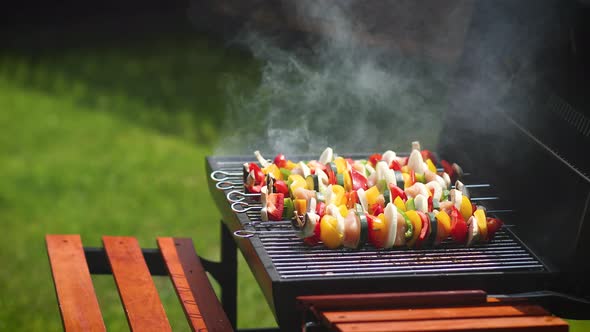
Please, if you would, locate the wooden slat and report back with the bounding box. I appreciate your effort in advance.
[297,290,487,311]
[322,304,549,323]
[157,237,232,332]
[46,235,106,332]
[103,236,171,332]
[335,316,569,332]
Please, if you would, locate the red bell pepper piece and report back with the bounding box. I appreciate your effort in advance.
[248,162,265,184]
[273,180,289,196]
[370,203,384,216]
[273,154,287,168]
[409,169,416,186]
[350,169,368,191]
[246,184,262,194]
[440,160,454,178]
[389,160,402,171]
[415,211,430,248]
[368,153,382,167]
[421,150,437,165]
[325,163,337,185]
[266,193,284,221]
[346,191,359,209]
[485,217,503,242]
[449,206,467,244]
[427,195,433,212]
[365,213,380,248]
[388,184,407,201]
[315,201,326,219]
[304,220,322,246]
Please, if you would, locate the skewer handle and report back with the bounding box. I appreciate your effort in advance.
[216,181,241,190]
[231,201,262,213]
[210,170,242,182]
[227,190,261,203]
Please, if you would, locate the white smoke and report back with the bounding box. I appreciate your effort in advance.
[215,0,559,158]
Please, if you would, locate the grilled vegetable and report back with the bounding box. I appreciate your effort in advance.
[292,212,319,239]
[466,215,480,246]
[450,206,468,244]
[415,211,430,248]
[320,214,343,249]
[405,210,422,248]
[485,217,503,242]
[240,141,502,251]
[427,212,438,246]
[383,203,398,248]
[342,208,366,249]
[435,210,452,243]
[266,193,284,221]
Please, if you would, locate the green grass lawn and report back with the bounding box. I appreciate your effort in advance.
[1,27,589,331]
[0,31,277,330]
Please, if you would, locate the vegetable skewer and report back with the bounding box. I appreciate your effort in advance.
[242,142,504,249]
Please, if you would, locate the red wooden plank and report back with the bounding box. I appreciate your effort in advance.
[336,316,569,332]
[297,290,487,311]
[103,236,171,332]
[157,237,232,332]
[322,304,549,323]
[46,234,106,332]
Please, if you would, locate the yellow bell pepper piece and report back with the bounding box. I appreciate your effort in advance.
[365,186,380,206]
[460,195,473,221]
[435,210,451,240]
[334,157,347,174]
[338,205,349,218]
[320,215,343,249]
[343,171,352,192]
[405,210,422,248]
[294,199,307,215]
[393,196,406,212]
[263,164,283,180]
[474,208,488,240]
[402,173,411,189]
[426,159,437,173]
[332,185,347,206]
[288,174,306,193]
[285,160,297,170]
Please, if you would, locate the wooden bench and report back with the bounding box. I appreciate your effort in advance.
[46,234,234,332]
[297,290,570,332]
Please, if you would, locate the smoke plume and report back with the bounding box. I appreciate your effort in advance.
[214,0,561,159]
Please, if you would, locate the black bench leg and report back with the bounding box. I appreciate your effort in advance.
[220,220,237,329]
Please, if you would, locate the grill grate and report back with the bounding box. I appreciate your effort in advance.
[211,160,547,280]
[252,225,544,279]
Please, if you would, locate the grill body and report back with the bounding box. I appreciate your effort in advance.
[206,155,553,331]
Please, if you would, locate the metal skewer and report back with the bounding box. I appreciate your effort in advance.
[233,229,296,238]
[243,221,292,227]
[231,201,262,213]
[210,170,243,182]
[216,181,242,190]
[227,190,261,203]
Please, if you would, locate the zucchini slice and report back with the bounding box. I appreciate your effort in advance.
[355,206,369,249]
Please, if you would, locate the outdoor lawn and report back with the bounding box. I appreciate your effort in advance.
[1,21,589,332]
[0,28,277,330]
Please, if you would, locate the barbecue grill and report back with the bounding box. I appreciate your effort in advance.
[206,144,590,330]
[201,1,590,330]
